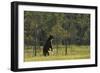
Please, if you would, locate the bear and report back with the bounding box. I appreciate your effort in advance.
[43,35,54,56]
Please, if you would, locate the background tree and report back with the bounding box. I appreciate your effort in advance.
[24,11,90,56]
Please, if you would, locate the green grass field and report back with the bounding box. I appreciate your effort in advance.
[24,45,90,62]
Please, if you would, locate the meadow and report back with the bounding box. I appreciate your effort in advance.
[24,11,90,62]
[24,45,90,62]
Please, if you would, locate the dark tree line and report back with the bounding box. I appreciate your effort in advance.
[24,11,90,48]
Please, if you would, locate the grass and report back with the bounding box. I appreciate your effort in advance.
[24,45,90,62]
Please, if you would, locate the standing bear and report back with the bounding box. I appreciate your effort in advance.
[43,35,54,56]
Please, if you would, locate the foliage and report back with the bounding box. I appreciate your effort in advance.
[24,11,90,46]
